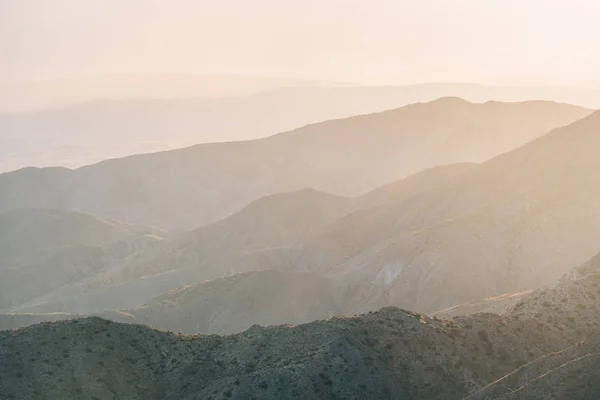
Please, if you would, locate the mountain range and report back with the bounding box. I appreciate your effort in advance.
[0,98,590,229]
[2,104,600,336]
[3,95,600,400]
[3,83,600,174]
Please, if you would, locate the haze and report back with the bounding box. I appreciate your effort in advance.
[4,2,600,399]
[2,0,600,86]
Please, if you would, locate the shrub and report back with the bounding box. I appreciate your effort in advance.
[477,329,490,343]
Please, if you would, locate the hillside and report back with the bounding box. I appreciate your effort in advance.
[6,165,474,317]
[0,271,336,334]
[296,109,600,313]
[0,98,590,229]
[431,292,532,319]
[5,110,600,323]
[0,208,167,311]
[3,108,600,331]
[3,253,600,399]
[118,270,338,335]
[5,189,345,315]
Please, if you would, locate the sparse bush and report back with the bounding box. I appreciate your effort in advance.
[477,329,489,343]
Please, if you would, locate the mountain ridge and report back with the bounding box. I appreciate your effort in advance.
[0,98,590,229]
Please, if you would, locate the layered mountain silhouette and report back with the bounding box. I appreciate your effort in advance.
[0,74,349,113]
[4,106,600,326]
[0,208,167,311]
[294,108,600,313]
[4,82,600,173]
[1,164,478,317]
[0,98,590,229]
[2,101,600,344]
[114,270,339,335]
[3,252,600,399]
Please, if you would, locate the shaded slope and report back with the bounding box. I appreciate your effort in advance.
[120,270,339,335]
[0,208,167,311]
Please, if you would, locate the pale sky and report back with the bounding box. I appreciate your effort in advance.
[2,0,600,86]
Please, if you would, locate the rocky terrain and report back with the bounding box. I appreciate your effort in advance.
[3,252,600,399]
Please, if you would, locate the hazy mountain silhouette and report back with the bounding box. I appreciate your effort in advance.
[0,98,590,229]
[3,82,600,173]
[0,74,351,113]
[82,107,600,319]
[0,164,480,316]
[301,109,600,313]
[3,189,345,315]
[5,103,600,321]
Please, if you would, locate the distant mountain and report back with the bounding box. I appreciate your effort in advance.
[0,98,590,229]
[5,166,478,316]
[300,109,600,313]
[6,108,600,321]
[9,102,600,318]
[0,208,167,311]
[3,253,600,400]
[5,189,345,315]
[3,83,600,173]
[0,74,351,113]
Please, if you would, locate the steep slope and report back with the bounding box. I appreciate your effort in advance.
[0,208,167,311]
[300,109,600,313]
[0,99,590,229]
[467,253,600,399]
[5,252,600,399]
